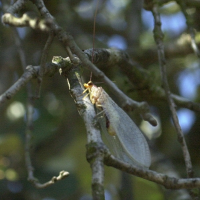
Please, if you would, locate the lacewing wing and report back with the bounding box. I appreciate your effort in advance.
[83,81,151,168]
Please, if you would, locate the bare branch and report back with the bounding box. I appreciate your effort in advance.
[104,153,200,190]
[28,170,69,189]
[63,64,106,200]
[83,48,200,112]
[61,57,200,193]
[6,0,28,14]
[12,28,27,69]
[25,97,68,189]
[24,0,156,126]
[151,4,198,199]
[24,82,69,190]
[2,1,200,198]
[172,94,200,111]
[31,0,54,20]
[25,113,69,186]
[40,31,55,76]
[0,66,37,104]
[0,63,58,105]
[152,4,193,177]
[52,55,157,126]
[1,46,199,116]
[35,31,55,98]
[2,13,50,31]
[82,49,158,126]
[152,150,191,198]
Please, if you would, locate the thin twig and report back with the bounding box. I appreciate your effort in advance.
[151,4,198,199]
[104,152,200,190]
[25,101,69,188]
[36,31,55,98]
[2,1,68,187]
[152,4,193,177]
[0,63,58,105]
[12,28,27,69]
[40,31,55,76]
[0,66,37,104]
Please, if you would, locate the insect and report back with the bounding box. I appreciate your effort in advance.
[83,81,151,168]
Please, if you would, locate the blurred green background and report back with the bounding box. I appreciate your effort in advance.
[0,0,200,199]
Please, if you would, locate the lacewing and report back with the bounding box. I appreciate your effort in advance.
[83,81,151,168]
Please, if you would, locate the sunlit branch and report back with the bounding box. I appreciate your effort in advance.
[27,169,69,189]
[2,13,50,31]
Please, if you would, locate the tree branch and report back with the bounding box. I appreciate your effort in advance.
[6,0,28,14]
[4,0,199,117]
[62,63,106,200]
[151,3,198,199]
[2,12,50,31]
[0,66,36,104]
[36,31,55,97]
[31,0,54,19]
[104,153,200,190]
[57,55,200,193]
[0,63,58,105]
[52,55,157,127]
[83,48,200,113]
[52,56,200,194]
[27,169,69,189]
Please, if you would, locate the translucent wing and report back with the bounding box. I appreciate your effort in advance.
[99,91,151,168]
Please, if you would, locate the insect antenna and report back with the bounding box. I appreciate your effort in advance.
[92,0,99,64]
[89,0,100,84]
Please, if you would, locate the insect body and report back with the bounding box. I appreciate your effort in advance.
[84,81,151,168]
